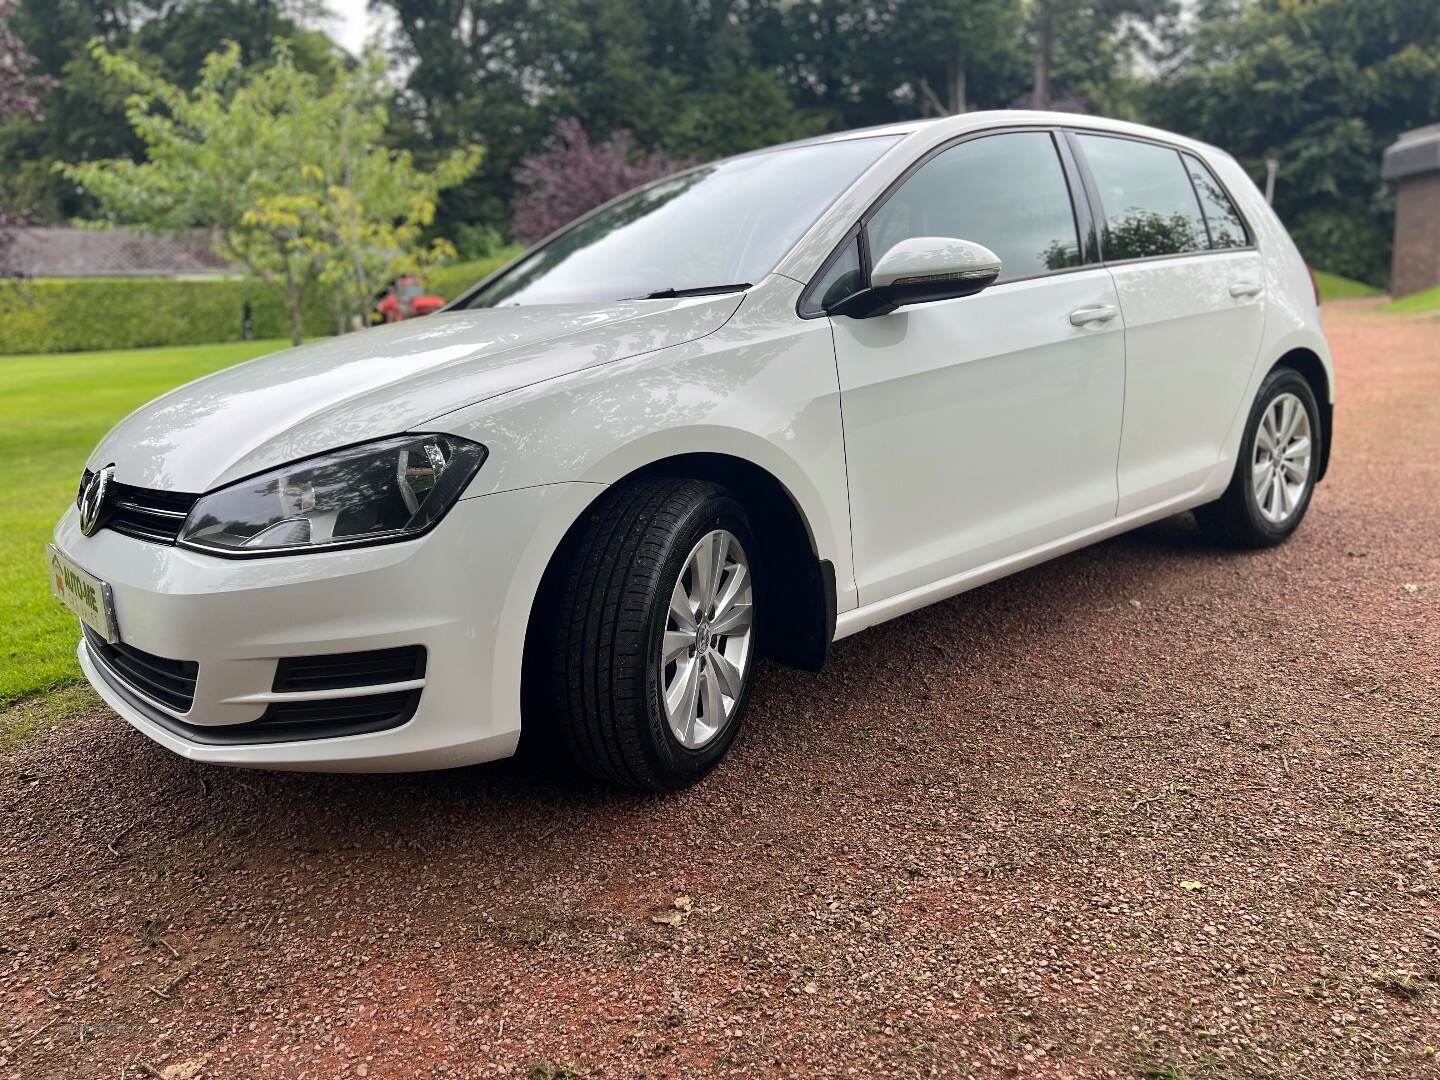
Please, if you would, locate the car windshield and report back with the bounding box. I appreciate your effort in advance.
[462,136,900,308]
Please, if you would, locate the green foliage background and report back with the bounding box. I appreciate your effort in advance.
[0,278,335,355]
[3,0,1438,296]
[0,253,516,356]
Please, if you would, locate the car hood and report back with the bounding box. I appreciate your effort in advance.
[90,295,741,492]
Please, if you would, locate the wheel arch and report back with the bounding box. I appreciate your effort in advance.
[1272,347,1332,482]
[522,451,837,713]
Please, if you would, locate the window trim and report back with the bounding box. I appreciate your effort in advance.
[797,124,1098,320]
[1061,128,1257,267]
[1180,149,1254,251]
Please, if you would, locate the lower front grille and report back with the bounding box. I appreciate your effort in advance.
[246,690,422,742]
[83,625,198,712]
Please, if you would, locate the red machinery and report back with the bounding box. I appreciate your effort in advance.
[374,276,446,322]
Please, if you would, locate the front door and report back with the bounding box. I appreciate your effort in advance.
[826,130,1127,604]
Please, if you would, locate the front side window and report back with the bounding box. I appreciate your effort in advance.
[462,136,899,308]
[1183,152,1249,250]
[1076,134,1209,261]
[865,131,1082,285]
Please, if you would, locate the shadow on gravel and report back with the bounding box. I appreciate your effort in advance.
[14,506,1267,879]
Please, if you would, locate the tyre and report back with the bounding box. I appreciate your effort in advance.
[540,478,759,791]
[1195,366,1322,548]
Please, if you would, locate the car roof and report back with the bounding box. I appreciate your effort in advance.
[768,110,1226,161]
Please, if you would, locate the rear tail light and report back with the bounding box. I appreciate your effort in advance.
[1306,264,1321,306]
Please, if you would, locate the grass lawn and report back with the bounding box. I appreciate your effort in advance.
[0,339,290,708]
[1312,270,1381,302]
[1382,284,1440,315]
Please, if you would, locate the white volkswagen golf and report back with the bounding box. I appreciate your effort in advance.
[49,111,1333,789]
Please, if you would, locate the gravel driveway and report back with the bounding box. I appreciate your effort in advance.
[2,302,1437,1079]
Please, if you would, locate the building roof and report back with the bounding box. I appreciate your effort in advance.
[4,227,234,278]
[1383,124,1440,183]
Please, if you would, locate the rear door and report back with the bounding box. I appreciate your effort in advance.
[1070,133,1267,514]
[821,129,1126,604]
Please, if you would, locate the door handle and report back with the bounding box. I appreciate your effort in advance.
[1229,281,1264,298]
[1069,304,1118,327]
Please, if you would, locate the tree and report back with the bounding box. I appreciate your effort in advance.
[1143,0,1440,285]
[1023,0,1177,111]
[378,0,825,239]
[0,0,52,279]
[62,42,481,343]
[0,0,339,224]
[511,118,689,244]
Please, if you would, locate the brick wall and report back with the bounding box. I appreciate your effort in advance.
[1391,173,1440,298]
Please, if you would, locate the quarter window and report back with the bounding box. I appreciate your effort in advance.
[1076,134,1208,261]
[1183,152,1248,249]
[800,235,864,317]
[866,132,1082,285]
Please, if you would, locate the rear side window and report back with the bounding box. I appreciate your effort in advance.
[1076,134,1208,261]
[1183,152,1249,249]
[866,131,1082,284]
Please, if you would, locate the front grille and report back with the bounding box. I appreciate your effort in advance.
[78,469,199,545]
[104,480,199,544]
[83,625,198,713]
[273,646,427,692]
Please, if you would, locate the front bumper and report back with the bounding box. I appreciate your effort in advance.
[54,483,601,772]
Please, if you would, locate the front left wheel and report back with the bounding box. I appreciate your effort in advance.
[538,478,759,791]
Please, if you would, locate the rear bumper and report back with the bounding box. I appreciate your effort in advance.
[55,482,601,772]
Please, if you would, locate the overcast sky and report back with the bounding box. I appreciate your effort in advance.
[321,0,390,56]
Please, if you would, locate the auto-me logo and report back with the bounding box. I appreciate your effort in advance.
[51,552,99,611]
[78,464,114,537]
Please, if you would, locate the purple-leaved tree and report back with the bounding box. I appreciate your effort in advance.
[511,119,690,245]
[0,0,52,280]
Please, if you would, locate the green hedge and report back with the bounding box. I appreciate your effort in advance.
[0,277,335,356]
[426,249,520,301]
[0,249,520,357]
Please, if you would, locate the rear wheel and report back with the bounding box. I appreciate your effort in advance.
[540,478,758,790]
[1195,367,1321,548]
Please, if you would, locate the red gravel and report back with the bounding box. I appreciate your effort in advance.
[2,302,1438,1080]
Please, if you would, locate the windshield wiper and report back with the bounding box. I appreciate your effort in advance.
[633,283,752,300]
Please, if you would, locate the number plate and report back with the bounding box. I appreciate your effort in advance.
[47,545,119,643]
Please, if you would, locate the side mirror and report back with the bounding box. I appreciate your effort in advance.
[829,236,1002,319]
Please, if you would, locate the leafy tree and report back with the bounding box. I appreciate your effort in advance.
[0,0,338,222]
[378,0,825,239]
[1023,0,1177,111]
[1144,0,1440,285]
[756,0,1026,124]
[0,0,52,278]
[511,118,690,244]
[62,43,481,343]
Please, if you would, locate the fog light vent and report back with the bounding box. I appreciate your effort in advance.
[272,646,426,692]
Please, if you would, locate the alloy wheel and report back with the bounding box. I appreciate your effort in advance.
[660,529,754,749]
[1252,391,1313,524]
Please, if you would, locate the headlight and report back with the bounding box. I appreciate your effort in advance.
[178,434,486,556]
